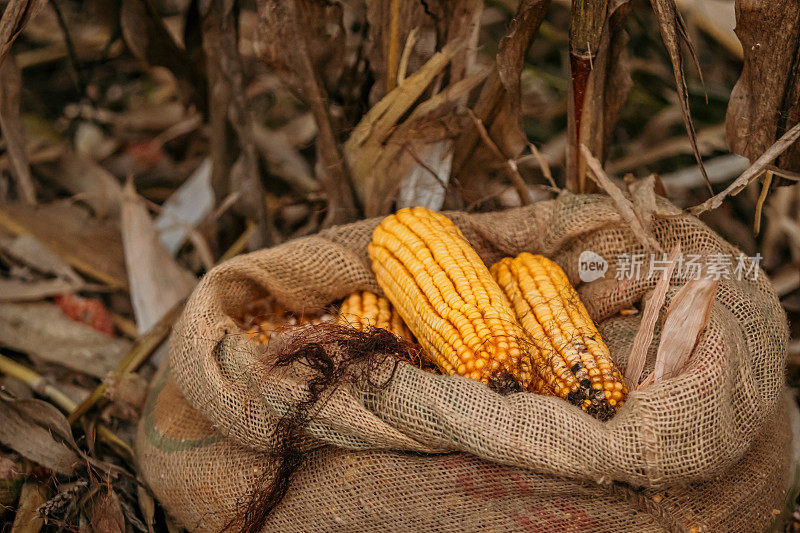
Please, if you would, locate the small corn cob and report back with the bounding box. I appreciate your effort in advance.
[491,253,627,419]
[337,291,414,342]
[369,206,532,388]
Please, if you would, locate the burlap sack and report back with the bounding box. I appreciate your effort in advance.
[137,194,794,531]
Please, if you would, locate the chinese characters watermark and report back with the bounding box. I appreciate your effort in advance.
[578,251,761,282]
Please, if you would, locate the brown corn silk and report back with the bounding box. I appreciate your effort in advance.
[137,195,794,532]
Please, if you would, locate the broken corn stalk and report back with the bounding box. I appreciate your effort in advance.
[491,252,627,420]
[337,291,413,341]
[369,206,532,388]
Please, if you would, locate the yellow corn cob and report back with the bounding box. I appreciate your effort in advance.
[491,252,627,419]
[337,291,414,342]
[369,206,532,388]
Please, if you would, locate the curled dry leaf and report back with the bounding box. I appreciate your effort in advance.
[0,392,81,475]
[726,0,800,177]
[452,0,550,190]
[651,278,718,385]
[0,0,47,66]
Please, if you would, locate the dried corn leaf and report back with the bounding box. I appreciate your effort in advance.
[345,38,466,214]
[581,145,661,251]
[346,38,464,154]
[137,484,156,533]
[726,0,800,176]
[85,487,125,533]
[252,124,317,194]
[0,302,130,377]
[497,0,552,122]
[354,66,486,215]
[690,121,800,215]
[675,0,742,59]
[444,0,483,84]
[653,278,718,383]
[366,0,439,99]
[2,234,80,282]
[396,140,452,210]
[121,182,195,334]
[625,244,681,389]
[153,159,214,255]
[452,0,550,185]
[0,279,86,302]
[35,151,122,218]
[649,0,709,190]
[0,202,127,290]
[628,175,658,234]
[0,393,81,475]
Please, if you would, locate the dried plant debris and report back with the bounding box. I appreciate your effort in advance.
[0,302,130,377]
[121,181,195,334]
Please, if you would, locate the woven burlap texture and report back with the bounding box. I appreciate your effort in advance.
[138,366,792,532]
[138,193,791,530]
